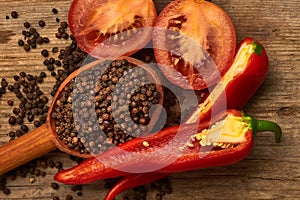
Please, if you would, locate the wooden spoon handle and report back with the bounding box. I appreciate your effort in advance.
[0,124,56,175]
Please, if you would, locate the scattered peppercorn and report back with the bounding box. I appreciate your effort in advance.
[60,21,68,29]
[24,21,31,28]
[52,8,58,14]
[18,39,25,46]
[38,20,46,27]
[43,37,50,43]
[41,49,49,57]
[7,100,14,106]
[11,11,18,19]
[8,116,16,125]
[2,187,11,195]
[52,47,58,53]
[29,27,36,34]
[33,120,41,127]
[23,44,31,51]
[51,182,59,190]
[54,161,63,170]
[20,125,29,132]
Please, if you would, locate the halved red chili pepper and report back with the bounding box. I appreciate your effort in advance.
[54,110,281,185]
[185,37,269,124]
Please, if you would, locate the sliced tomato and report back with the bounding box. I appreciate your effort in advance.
[153,0,236,90]
[68,0,157,58]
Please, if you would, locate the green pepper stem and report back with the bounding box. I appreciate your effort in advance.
[246,116,282,143]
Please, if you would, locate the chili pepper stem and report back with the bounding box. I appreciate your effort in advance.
[245,115,282,143]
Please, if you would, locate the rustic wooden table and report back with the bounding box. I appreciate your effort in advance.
[0,0,299,199]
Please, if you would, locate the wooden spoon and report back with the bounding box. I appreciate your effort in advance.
[0,56,164,175]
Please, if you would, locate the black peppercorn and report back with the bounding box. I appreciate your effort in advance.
[41,49,49,57]
[49,57,55,64]
[20,71,26,77]
[51,182,59,190]
[2,187,11,195]
[29,27,36,34]
[21,125,29,132]
[39,71,47,78]
[52,47,58,53]
[55,60,61,66]
[61,33,69,40]
[47,64,55,71]
[48,160,55,168]
[54,161,63,169]
[18,39,25,46]
[52,8,58,14]
[8,131,16,137]
[16,117,24,125]
[27,115,34,122]
[51,71,57,77]
[33,32,40,38]
[36,37,43,44]
[24,21,31,28]
[33,120,41,127]
[55,32,62,39]
[38,20,46,27]
[16,130,23,137]
[8,116,17,125]
[8,85,14,91]
[7,100,14,106]
[23,44,31,51]
[43,37,50,43]
[11,11,18,19]
[58,27,65,34]
[60,21,68,29]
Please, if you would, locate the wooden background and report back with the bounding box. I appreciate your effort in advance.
[0,0,299,199]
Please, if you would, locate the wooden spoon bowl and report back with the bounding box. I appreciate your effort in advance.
[0,56,164,175]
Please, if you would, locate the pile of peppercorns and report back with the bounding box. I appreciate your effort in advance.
[51,59,161,155]
[6,72,49,136]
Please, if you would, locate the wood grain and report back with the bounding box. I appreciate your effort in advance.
[0,0,299,199]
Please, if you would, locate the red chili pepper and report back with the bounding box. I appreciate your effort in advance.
[185,38,269,124]
[54,121,205,184]
[104,173,169,200]
[54,110,281,185]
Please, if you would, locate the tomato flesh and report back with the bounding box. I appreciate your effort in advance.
[153,0,236,90]
[69,0,157,58]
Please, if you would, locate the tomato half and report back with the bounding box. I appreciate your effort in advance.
[153,0,236,90]
[68,0,157,58]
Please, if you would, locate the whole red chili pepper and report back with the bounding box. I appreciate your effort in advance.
[185,37,269,124]
[54,110,281,185]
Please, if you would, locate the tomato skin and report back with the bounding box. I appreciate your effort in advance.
[68,0,157,58]
[153,0,236,90]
